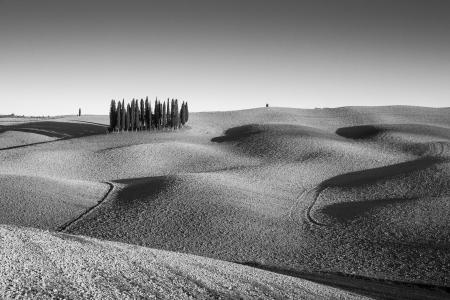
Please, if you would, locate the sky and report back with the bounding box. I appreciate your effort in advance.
[1,0,449,115]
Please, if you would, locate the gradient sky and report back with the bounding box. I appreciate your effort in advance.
[1,0,449,115]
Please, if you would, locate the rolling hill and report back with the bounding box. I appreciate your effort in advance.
[0,106,449,299]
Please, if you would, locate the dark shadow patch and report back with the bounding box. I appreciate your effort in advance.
[112,176,175,207]
[0,121,107,138]
[320,197,417,223]
[211,124,263,143]
[212,123,342,144]
[320,157,443,189]
[238,261,450,300]
[336,125,384,139]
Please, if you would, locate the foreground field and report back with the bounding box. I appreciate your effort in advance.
[0,106,449,298]
[0,225,372,299]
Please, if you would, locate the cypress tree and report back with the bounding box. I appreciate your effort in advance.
[172,99,177,129]
[109,100,116,131]
[179,102,184,126]
[130,99,135,131]
[176,99,180,129]
[135,102,140,131]
[126,103,131,131]
[162,101,166,128]
[116,101,122,131]
[153,100,157,129]
[154,98,159,129]
[121,99,126,131]
[140,99,145,130]
[149,100,152,130]
[166,98,170,128]
[130,99,136,131]
[144,97,150,130]
[170,99,175,129]
[185,102,189,123]
[159,102,163,128]
[134,99,138,131]
[158,101,163,128]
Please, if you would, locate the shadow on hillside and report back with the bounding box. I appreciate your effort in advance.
[211,124,263,143]
[0,121,108,138]
[212,123,341,144]
[320,197,417,223]
[238,261,450,300]
[336,125,384,139]
[112,176,175,207]
[320,157,443,189]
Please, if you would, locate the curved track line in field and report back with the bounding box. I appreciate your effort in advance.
[0,138,68,151]
[57,181,115,232]
[292,141,449,227]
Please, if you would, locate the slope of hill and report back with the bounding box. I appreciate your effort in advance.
[0,224,370,300]
[0,121,107,149]
[0,174,108,230]
[0,131,57,149]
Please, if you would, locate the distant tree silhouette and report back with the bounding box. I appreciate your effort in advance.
[121,99,126,131]
[148,99,152,130]
[177,99,181,128]
[116,101,122,131]
[134,99,139,130]
[140,99,145,130]
[144,97,150,130]
[153,98,158,129]
[78,108,81,117]
[160,101,163,128]
[126,103,131,131]
[156,101,160,128]
[131,99,135,130]
[159,100,163,129]
[170,99,175,129]
[179,102,184,126]
[135,101,140,131]
[180,101,187,126]
[166,98,171,128]
[162,101,166,128]
[109,100,117,131]
[108,97,188,133]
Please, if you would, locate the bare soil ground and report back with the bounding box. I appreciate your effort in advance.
[0,131,57,149]
[0,224,372,299]
[1,106,449,299]
[0,174,108,230]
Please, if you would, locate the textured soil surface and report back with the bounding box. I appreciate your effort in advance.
[0,174,108,230]
[0,225,372,300]
[1,106,449,299]
[0,131,57,149]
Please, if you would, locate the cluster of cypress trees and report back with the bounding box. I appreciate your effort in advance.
[109,97,188,132]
